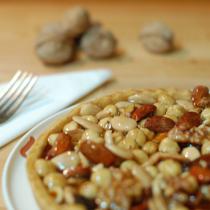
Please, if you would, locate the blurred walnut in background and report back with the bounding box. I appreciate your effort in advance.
[140,22,174,54]
[80,25,117,59]
[35,6,118,65]
[61,6,91,38]
[36,22,75,64]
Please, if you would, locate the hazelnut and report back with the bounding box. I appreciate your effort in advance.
[80,25,117,59]
[61,6,91,38]
[140,21,174,53]
[35,22,75,65]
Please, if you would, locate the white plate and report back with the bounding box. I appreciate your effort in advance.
[2,106,74,210]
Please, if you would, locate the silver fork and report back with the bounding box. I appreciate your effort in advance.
[0,71,38,122]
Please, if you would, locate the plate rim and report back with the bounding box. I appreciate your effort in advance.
[2,105,75,210]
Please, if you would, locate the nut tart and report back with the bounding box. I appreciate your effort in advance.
[27,86,210,210]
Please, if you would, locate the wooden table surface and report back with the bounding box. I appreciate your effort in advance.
[0,0,210,209]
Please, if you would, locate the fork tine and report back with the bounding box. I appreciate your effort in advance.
[0,71,28,109]
[4,76,38,117]
[0,70,22,100]
[0,73,34,113]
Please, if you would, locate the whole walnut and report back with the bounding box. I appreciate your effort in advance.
[140,22,174,53]
[35,22,75,65]
[61,6,91,38]
[36,22,67,44]
[80,25,117,59]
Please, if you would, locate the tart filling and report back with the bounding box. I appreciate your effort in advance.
[27,85,210,210]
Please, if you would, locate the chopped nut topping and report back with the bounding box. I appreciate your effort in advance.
[33,86,210,210]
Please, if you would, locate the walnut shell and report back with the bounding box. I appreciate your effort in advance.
[35,22,75,65]
[36,39,75,65]
[36,22,67,45]
[140,22,174,53]
[61,6,91,38]
[80,25,117,59]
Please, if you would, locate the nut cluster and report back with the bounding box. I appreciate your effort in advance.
[32,85,210,210]
[35,6,117,65]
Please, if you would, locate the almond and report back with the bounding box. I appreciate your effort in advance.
[192,85,210,108]
[80,141,117,166]
[176,112,201,131]
[46,133,73,159]
[131,104,156,121]
[144,116,175,132]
